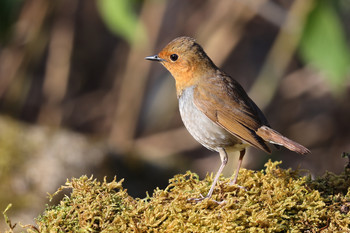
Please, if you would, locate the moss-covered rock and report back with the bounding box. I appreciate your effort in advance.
[4,160,350,232]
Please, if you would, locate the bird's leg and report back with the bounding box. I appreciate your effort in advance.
[205,148,228,198]
[188,148,228,203]
[229,149,245,187]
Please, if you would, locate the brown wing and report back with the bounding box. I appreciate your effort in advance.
[193,72,271,153]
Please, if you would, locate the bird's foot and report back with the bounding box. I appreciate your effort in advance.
[187,194,226,205]
[187,193,206,202]
[228,182,247,191]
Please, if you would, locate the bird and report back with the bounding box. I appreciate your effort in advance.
[145,36,310,202]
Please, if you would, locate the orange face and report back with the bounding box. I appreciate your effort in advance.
[146,37,217,96]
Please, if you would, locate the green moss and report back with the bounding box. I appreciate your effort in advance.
[0,116,38,212]
[36,176,135,232]
[5,160,350,232]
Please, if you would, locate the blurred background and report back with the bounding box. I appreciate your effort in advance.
[0,0,349,229]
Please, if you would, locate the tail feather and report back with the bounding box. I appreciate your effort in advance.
[256,126,310,155]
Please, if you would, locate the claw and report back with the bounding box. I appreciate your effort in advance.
[187,194,205,202]
[187,194,226,204]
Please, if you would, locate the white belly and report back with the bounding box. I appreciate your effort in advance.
[178,86,245,152]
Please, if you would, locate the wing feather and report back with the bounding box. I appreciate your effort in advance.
[193,72,271,153]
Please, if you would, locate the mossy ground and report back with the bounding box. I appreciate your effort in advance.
[3,160,350,232]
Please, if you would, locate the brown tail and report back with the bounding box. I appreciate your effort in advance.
[256,126,310,155]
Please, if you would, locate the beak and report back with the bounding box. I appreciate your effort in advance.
[145,55,165,62]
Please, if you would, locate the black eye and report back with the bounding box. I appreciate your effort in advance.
[170,54,178,61]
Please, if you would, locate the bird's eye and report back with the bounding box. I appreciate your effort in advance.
[170,54,178,61]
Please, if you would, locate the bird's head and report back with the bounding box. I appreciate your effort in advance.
[145,36,217,96]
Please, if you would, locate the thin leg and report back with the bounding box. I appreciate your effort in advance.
[229,149,245,185]
[188,147,228,202]
[205,147,228,199]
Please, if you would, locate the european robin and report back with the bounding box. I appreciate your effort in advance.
[145,36,310,202]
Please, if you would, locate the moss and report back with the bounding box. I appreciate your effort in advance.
[0,117,35,209]
[5,160,350,232]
